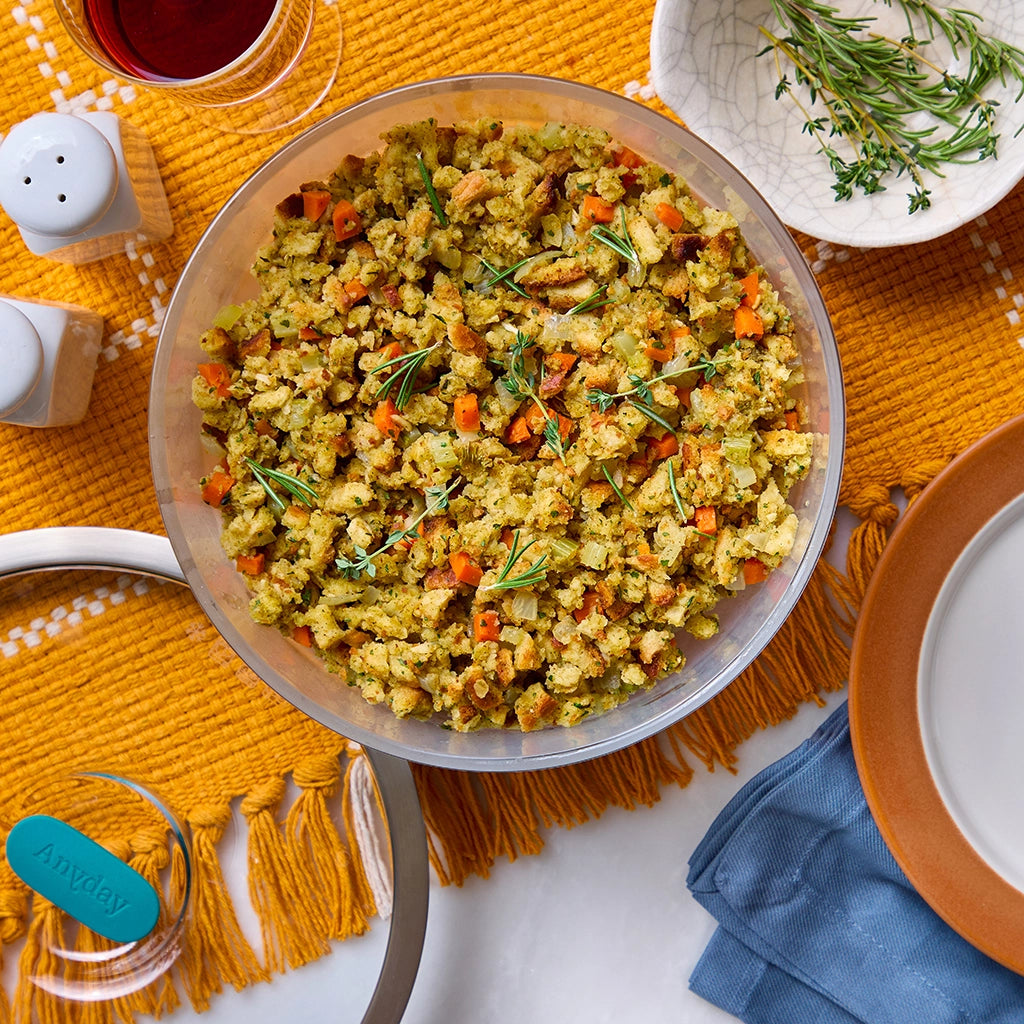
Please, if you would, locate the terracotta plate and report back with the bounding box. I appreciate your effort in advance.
[850,413,1024,974]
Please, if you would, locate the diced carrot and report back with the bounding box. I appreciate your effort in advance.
[500,527,515,549]
[738,271,760,308]
[573,590,601,623]
[654,202,685,232]
[373,397,402,440]
[647,433,679,460]
[694,505,717,535]
[332,199,362,240]
[670,325,692,342]
[197,362,232,398]
[298,326,322,341]
[378,340,403,362]
[292,625,314,647]
[733,305,764,340]
[523,403,549,434]
[557,413,574,441]
[453,393,481,432]
[254,418,276,436]
[784,410,800,430]
[302,189,331,222]
[506,415,531,444]
[581,194,615,226]
[449,550,483,587]
[473,610,501,642]
[613,147,645,170]
[743,558,768,585]
[545,352,578,375]
[344,279,369,304]
[201,470,235,507]
[236,552,265,575]
[645,339,672,361]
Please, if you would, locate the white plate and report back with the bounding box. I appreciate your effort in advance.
[650,0,1024,246]
[919,492,1024,895]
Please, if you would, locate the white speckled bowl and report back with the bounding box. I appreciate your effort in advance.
[650,0,1024,246]
[149,74,844,771]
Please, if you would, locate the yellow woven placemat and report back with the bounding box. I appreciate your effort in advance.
[2,0,1024,1018]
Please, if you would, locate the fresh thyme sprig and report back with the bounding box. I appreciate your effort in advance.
[591,207,641,270]
[586,353,732,427]
[759,0,1024,213]
[567,283,615,315]
[415,152,448,226]
[245,457,319,513]
[480,530,548,591]
[370,342,440,410]
[502,329,568,461]
[335,477,461,580]
[601,464,635,511]
[480,257,531,298]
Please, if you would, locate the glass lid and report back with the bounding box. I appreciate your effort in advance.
[0,527,427,1023]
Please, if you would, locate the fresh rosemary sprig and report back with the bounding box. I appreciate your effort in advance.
[370,342,440,410]
[502,330,568,461]
[601,464,635,511]
[759,0,1024,213]
[567,283,615,315]
[591,207,641,271]
[245,457,319,512]
[481,529,548,590]
[480,257,531,298]
[667,460,687,522]
[335,477,460,580]
[415,152,448,226]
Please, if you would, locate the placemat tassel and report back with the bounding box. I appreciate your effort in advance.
[70,923,131,1024]
[342,754,390,919]
[410,767,494,885]
[239,778,331,974]
[125,827,181,1019]
[285,752,373,940]
[174,805,267,1012]
[0,884,27,1024]
[476,773,545,862]
[12,895,64,1024]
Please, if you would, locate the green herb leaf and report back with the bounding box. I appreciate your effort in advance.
[245,457,319,512]
[416,152,448,226]
[481,530,548,590]
[601,464,635,511]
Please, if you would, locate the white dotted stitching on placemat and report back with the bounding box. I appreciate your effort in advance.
[966,213,1024,347]
[1,575,163,659]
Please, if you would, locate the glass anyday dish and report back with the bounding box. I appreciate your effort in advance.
[149,74,845,771]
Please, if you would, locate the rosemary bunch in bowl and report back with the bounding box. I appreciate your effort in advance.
[758,0,1024,213]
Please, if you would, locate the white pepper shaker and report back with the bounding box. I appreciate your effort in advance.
[0,295,103,427]
[0,111,173,264]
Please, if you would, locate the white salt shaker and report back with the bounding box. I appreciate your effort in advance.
[0,295,103,427]
[0,111,173,264]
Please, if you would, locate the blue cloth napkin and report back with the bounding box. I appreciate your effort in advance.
[686,700,1024,1023]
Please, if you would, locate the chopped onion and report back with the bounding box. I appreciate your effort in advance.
[512,251,556,282]
[510,591,539,620]
[552,617,578,645]
[299,351,324,372]
[626,259,646,288]
[455,428,480,444]
[731,463,758,489]
[611,331,639,362]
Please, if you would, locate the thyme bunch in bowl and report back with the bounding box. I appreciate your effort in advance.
[758,0,1024,213]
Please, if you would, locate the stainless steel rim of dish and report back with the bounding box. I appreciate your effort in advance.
[0,526,428,1024]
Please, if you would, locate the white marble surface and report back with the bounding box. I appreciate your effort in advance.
[649,0,1024,247]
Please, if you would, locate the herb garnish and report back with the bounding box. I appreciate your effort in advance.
[591,207,641,271]
[759,0,1024,213]
[335,476,460,580]
[567,283,614,315]
[481,529,548,590]
[481,257,531,298]
[586,353,731,428]
[415,152,448,226]
[370,343,440,410]
[245,457,319,512]
[667,460,687,522]
[503,329,568,461]
[601,464,635,511]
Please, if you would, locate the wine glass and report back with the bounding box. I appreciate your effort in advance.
[53,0,342,135]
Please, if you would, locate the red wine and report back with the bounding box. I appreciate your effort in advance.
[83,0,279,81]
